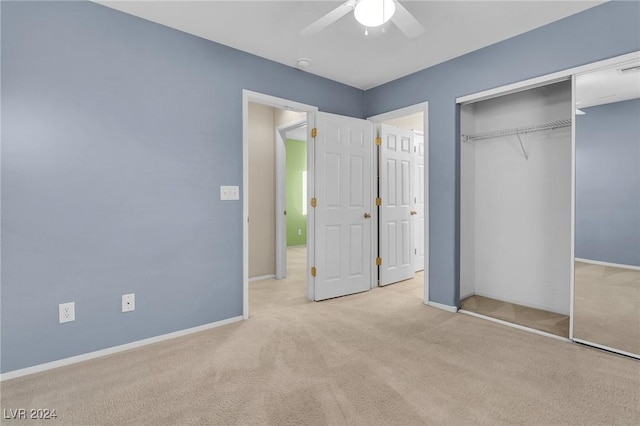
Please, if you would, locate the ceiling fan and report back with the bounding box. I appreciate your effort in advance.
[300,0,425,38]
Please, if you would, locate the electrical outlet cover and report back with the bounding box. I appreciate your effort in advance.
[59,302,75,323]
[220,185,240,201]
[122,293,135,312]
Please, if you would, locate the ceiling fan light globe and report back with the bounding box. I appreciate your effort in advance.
[354,0,396,28]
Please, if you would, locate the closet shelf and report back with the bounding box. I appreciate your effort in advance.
[462,119,572,142]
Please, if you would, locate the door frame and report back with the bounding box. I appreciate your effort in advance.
[275,118,308,280]
[367,102,430,303]
[242,90,318,319]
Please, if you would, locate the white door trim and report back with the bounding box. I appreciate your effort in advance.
[570,74,576,340]
[242,90,318,319]
[367,102,430,303]
[275,118,308,280]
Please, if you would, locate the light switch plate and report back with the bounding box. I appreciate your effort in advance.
[220,186,240,201]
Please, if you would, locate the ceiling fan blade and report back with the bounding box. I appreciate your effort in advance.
[391,1,425,39]
[300,1,355,37]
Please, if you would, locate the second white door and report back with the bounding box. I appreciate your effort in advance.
[379,124,415,286]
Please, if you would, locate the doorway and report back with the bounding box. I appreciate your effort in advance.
[243,91,317,319]
[243,91,430,316]
[275,119,308,280]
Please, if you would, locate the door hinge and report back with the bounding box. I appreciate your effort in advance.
[310,197,317,208]
[375,137,382,146]
[311,266,316,277]
[376,257,382,266]
[375,197,382,206]
[311,128,317,138]
[415,248,417,255]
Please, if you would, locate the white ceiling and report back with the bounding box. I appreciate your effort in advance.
[97,1,605,90]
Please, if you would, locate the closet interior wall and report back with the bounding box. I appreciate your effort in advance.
[460,81,572,315]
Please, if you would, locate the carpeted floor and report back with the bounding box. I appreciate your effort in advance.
[1,249,639,425]
[459,295,570,338]
[574,261,640,356]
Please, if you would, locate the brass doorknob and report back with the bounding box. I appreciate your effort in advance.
[364,213,371,219]
[410,211,418,215]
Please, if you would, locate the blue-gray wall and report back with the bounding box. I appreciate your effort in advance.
[2,0,640,374]
[576,99,640,267]
[365,0,640,307]
[0,1,363,373]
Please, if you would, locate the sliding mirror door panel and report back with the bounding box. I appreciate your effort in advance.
[574,62,640,358]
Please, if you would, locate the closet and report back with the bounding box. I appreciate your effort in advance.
[459,80,573,338]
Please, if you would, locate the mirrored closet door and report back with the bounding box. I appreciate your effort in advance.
[573,60,640,358]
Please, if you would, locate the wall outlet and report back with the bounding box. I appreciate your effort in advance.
[297,228,302,236]
[59,302,75,323]
[220,185,240,201]
[122,293,135,313]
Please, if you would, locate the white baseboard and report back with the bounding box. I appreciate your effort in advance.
[425,301,458,313]
[249,274,276,282]
[473,290,569,316]
[459,310,570,343]
[575,258,640,271]
[0,316,243,381]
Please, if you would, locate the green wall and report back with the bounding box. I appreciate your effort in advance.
[286,139,307,246]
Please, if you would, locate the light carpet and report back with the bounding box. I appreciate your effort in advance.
[1,250,639,425]
[574,261,640,356]
[459,295,569,338]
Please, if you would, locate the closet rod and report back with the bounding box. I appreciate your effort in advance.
[462,119,572,142]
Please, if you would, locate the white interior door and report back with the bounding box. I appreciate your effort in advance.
[379,124,415,286]
[413,131,425,272]
[313,112,373,301]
